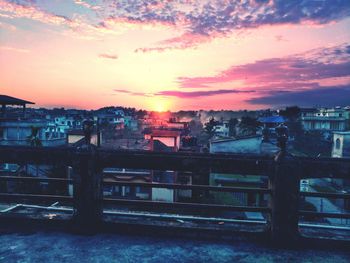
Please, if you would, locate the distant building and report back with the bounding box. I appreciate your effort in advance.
[124,116,139,131]
[67,129,100,146]
[47,115,82,133]
[150,130,181,152]
[209,135,279,155]
[210,137,262,154]
[102,129,189,203]
[96,112,124,128]
[167,119,189,131]
[102,168,151,200]
[0,119,67,147]
[301,107,350,132]
[0,95,68,188]
[0,95,67,147]
[332,131,350,158]
[209,135,273,210]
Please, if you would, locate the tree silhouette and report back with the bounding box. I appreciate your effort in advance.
[204,117,219,138]
[27,126,42,147]
[228,118,238,137]
[239,116,259,136]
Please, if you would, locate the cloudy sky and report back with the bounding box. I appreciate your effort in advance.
[0,0,349,111]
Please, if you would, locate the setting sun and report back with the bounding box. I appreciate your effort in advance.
[150,98,171,112]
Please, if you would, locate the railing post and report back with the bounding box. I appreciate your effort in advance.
[268,124,299,245]
[72,120,102,233]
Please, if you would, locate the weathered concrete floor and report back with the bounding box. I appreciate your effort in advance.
[0,231,349,263]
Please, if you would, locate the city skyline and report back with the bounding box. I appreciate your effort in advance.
[1,0,350,111]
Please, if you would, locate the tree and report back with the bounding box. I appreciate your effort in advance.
[293,130,331,157]
[238,116,259,136]
[279,106,301,121]
[26,126,42,180]
[204,117,219,138]
[279,106,303,139]
[188,120,203,136]
[27,126,42,147]
[228,118,238,137]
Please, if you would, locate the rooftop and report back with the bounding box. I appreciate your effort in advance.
[211,135,261,144]
[0,223,349,263]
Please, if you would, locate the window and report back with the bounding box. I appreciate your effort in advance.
[335,138,341,150]
[330,122,339,130]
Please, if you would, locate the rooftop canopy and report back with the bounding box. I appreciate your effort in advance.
[0,95,35,106]
[258,116,285,124]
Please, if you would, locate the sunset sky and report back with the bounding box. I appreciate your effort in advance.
[1,0,350,111]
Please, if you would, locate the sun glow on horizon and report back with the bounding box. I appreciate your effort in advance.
[150,97,172,112]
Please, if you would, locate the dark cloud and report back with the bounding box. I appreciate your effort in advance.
[178,44,350,88]
[155,89,254,98]
[248,85,350,107]
[4,1,350,51]
[100,0,350,51]
[175,43,350,107]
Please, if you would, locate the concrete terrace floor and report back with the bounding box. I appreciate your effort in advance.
[0,231,349,263]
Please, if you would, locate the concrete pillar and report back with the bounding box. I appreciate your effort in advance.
[268,151,300,246]
[72,146,102,233]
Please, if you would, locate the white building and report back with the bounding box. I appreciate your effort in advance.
[96,113,124,128]
[301,108,350,132]
[0,119,66,147]
[332,131,350,158]
[213,121,229,137]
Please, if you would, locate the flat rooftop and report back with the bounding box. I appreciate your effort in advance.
[0,230,349,263]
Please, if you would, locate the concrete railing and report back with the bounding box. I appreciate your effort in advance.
[0,145,349,245]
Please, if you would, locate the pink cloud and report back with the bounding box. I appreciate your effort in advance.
[0,0,70,26]
[73,0,101,10]
[135,32,214,53]
[0,1,117,38]
[0,45,29,53]
[99,53,118,60]
[114,88,253,98]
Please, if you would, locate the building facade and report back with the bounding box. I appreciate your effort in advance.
[301,108,350,132]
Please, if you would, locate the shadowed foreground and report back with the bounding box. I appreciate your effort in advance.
[0,231,349,263]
